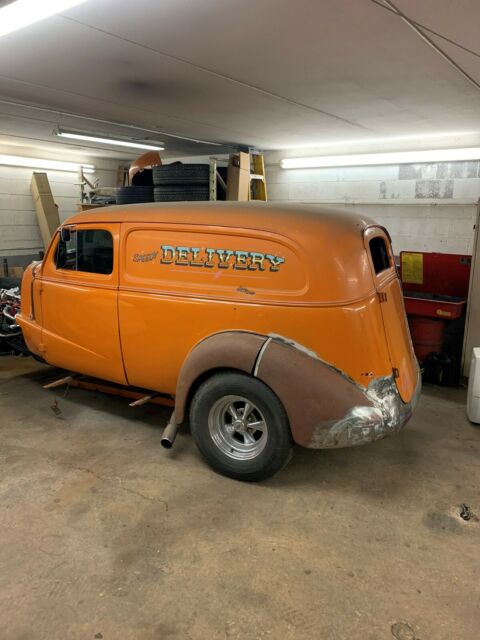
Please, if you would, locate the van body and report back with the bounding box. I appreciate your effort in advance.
[17,202,420,480]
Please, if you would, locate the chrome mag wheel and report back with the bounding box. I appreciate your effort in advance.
[208,395,268,460]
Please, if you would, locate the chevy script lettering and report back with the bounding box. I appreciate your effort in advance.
[133,246,285,272]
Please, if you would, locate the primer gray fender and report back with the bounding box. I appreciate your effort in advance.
[174,331,267,424]
[254,334,419,448]
[254,335,377,447]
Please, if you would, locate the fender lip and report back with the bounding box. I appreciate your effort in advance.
[174,330,268,424]
[309,363,421,449]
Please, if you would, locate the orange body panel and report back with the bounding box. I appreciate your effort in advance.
[16,202,420,448]
[362,226,418,402]
[118,293,391,394]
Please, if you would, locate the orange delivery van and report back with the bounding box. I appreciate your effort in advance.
[17,202,420,481]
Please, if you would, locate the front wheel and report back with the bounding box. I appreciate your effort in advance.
[190,372,293,481]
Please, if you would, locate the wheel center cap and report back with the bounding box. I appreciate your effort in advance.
[233,419,245,431]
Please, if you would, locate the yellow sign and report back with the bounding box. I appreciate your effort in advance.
[401,252,424,285]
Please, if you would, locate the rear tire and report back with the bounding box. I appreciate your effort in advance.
[190,372,293,481]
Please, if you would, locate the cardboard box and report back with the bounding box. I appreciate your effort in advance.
[226,152,250,201]
[77,203,107,212]
[31,172,60,249]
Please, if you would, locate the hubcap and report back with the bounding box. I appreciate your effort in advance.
[208,395,268,460]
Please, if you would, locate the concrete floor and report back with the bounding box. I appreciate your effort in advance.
[1,356,479,640]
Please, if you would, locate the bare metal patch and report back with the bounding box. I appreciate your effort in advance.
[310,371,421,449]
[254,333,421,450]
[253,337,273,377]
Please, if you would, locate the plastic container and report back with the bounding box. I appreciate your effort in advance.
[408,315,445,362]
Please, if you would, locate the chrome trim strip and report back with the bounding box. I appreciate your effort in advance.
[253,337,272,377]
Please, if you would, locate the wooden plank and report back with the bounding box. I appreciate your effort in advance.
[67,378,174,408]
[43,375,76,389]
[30,172,60,249]
[129,393,157,407]
[226,152,250,201]
[76,203,108,212]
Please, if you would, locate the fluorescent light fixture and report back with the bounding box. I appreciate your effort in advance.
[277,130,480,151]
[0,0,88,37]
[56,130,164,151]
[0,154,95,173]
[281,147,480,169]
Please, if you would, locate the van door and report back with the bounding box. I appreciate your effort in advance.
[364,227,418,402]
[39,223,127,384]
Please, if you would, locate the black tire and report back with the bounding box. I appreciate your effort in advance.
[153,185,210,202]
[152,163,210,186]
[131,168,153,186]
[190,372,293,482]
[116,185,154,205]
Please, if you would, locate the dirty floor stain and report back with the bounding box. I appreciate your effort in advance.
[0,356,479,639]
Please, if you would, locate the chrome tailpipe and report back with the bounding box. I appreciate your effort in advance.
[161,415,179,449]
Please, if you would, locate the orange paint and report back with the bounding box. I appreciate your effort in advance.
[17,202,419,447]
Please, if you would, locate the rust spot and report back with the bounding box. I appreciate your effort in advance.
[237,286,256,296]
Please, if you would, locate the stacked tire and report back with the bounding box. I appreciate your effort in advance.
[153,163,210,202]
[115,185,154,205]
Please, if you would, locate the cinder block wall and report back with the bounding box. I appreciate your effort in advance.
[0,162,120,267]
[265,160,480,255]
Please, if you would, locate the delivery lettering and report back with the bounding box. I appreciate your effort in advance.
[133,246,285,272]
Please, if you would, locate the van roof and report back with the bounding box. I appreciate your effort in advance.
[65,202,384,303]
[66,201,377,237]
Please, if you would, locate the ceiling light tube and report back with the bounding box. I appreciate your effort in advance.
[0,154,95,173]
[56,130,164,151]
[281,147,480,169]
[277,131,480,151]
[0,0,89,37]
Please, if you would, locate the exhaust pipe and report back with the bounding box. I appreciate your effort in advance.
[161,416,179,449]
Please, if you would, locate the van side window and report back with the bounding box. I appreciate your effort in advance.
[56,229,113,275]
[369,236,391,274]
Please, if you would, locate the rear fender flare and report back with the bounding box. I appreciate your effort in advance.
[253,335,374,447]
[174,331,267,424]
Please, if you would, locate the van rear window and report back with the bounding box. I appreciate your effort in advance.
[369,236,391,274]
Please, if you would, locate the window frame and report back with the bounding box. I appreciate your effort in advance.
[42,223,119,287]
[363,225,396,284]
[369,236,391,275]
[55,227,114,276]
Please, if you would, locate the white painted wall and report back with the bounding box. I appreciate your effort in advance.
[265,159,480,255]
[297,202,478,255]
[0,153,227,265]
[0,160,121,263]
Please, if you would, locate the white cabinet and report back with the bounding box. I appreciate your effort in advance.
[467,347,480,423]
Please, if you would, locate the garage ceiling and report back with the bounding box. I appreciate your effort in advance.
[0,0,479,159]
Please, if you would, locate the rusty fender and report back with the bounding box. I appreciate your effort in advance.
[253,335,421,449]
[174,331,267,424]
